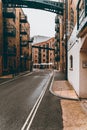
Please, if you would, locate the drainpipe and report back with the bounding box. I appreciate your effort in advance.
[65,0,68,80]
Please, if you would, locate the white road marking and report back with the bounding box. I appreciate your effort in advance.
[21,72,53,130]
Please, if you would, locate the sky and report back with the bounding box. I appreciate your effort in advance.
[23,8,56,37]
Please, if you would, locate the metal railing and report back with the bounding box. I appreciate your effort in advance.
[55,24,60,32]
[20,28,27,35]
[3,8,16,18]
[20,15,27,23]
[55,33,60,39]
[8,46,16,56]
[5,24,16,37]
[21,41,28,46]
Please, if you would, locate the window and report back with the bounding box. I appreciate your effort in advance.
[43,59,45,62]
[35,60,37,63]
[43,54,45,57]
[70,55,73,70]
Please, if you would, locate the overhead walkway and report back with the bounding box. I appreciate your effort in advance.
[2,0,64,14]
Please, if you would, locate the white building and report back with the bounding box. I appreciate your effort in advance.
[68,0,87,98]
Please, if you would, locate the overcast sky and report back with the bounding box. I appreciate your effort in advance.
[23,8,56,37]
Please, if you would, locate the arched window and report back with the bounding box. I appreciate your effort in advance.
[70,55,73,69]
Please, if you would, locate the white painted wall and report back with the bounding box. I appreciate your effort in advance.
[68,42,80,96]
[68,25,87,97]
[68,25,80,95]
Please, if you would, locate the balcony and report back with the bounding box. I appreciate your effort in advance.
[21,54,29,60]
[54,41,60,47]
[5,24,16,37]
[3,8,16,18]
[20,28,27,35]
[55,15,59,24]
[55,25,60,32]
[8,46,16,56]
[55,33,60,40]
[77,0,87,37]
[21,41,28,47]
[20,15,27,23]
[55,48,60,54]
[54,55,60,62]
[21,35,28,41]
[56,38,60,42]
[38,49,41,55]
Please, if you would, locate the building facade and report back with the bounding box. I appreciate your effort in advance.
[54,15,60,70]
[54,7,66,72]
[0,1,32,76]
[20,9,31,72]
[67,0,87,98]
[32,36,55,69]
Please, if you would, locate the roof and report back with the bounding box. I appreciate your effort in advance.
[32,35,51,45]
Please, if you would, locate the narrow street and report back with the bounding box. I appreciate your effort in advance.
[30,83,63,130]
[0,70,52,130]
[0,0,87,129]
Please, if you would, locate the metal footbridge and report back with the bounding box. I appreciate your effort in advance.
[2,0,64,14]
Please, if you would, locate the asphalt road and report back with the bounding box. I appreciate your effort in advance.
[0,70,52,130]
[29,71,63,130]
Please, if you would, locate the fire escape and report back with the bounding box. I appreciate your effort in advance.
[54,16,60,69]
[3,8,16,74]
[20,13,29,71]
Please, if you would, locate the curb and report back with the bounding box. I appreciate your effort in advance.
[0,71,33,86]
[49,73,79,101]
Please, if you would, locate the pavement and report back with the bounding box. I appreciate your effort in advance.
[50,70,79,100]
[0,70,31,85]
[50,70,87,130]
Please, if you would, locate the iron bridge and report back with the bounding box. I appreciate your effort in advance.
[2,0,64,15]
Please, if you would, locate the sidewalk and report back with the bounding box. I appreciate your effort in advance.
[51,70,87,103]
[0,70,31,85]
[50,70,87,129]
[51,70,79,100]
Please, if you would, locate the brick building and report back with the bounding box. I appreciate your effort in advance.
[32,36,55,69]
[20,9,31,72]
[54,13,66,72]
[0,1,32,76]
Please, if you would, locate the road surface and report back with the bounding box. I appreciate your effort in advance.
[0,70,52,130]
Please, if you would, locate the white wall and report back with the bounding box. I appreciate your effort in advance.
[68,25,80,95]
[68,42,80,96]
[68,27,87,97]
